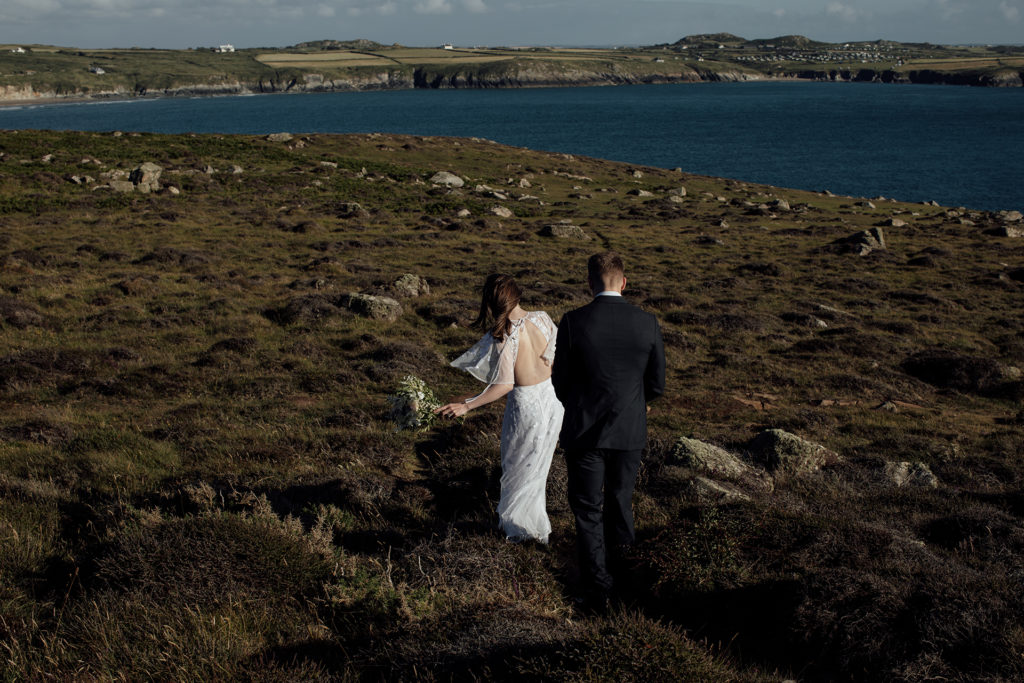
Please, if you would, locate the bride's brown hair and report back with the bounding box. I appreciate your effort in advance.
[473,274,522,341]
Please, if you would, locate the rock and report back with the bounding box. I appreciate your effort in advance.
[830,227,886,256]
[336,202,369,219]
[456,209,472,218]
[489,206,513,219]
[770,198,790,211]
[668,195,686,204]
[627,189,654,197]
[266,132,293,142]
[879,217,906,228]
[518,178,532,188]
[539,223,591,240]
[230,165,244,175]
[856,201,876,209]
[669,437,750,479]
[109,180,135,193]
[129,162,162,193]
[688,477,751,504]
[748,429,834,475]
[902,351,1022,397]
[341,292,403,322]
[41,154,55,163]
[986,226,1023,238]
[68,175,94,185]
[881,461,939,489]
[168,186,181,196]
[203,165,216,175]
[668,186,687,197]
[999,210,1023,223]
[320,161,338,169]
[392,274,430,298]
[429,171,465,188]
[632,170,643,179]
[719,220,730,229]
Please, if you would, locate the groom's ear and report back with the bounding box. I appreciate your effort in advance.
[619,275,627,292]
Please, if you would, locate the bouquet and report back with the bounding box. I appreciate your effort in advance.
[387,375,441,431]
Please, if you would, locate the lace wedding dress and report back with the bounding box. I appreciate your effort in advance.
[451,311,564,543]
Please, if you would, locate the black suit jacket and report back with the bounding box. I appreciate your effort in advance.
[552,295,665,452]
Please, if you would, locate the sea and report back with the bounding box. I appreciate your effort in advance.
[2,81,1023,211]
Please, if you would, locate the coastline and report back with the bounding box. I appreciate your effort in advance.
[0,65,1021,108]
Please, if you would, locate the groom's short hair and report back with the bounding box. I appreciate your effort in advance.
[588,251,624,287]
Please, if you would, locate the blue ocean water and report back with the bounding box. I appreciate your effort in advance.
[2,81,1022,211]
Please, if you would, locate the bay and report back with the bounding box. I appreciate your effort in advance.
[2,81,1022,211]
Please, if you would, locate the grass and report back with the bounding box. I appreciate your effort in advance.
[0,128,1022,680]
[2,39,1022,100]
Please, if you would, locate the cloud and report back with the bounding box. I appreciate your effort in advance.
[773,7,785,18]
[317,4,336,16]
[414,0,453,13]
[999,0,1020,21]
[825,1,859,21]
[464,0,487,12]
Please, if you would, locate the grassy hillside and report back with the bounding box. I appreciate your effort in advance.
[0,129,1022,680]
[2,37,1022,100]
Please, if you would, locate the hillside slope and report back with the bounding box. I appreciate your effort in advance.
[0,130,1022,679]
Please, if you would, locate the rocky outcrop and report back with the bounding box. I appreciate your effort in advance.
[392,274,430,298]
[828,227,886,256]
[413,61,763,89]
[747,429,835,475]
[789,68,1024,88]
[341,293,403,322]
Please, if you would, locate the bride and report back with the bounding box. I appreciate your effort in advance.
[435,274,564,544]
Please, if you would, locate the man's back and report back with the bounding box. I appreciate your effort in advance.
[552,296,665,451]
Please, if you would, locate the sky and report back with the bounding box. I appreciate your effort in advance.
[1,0,1021,49]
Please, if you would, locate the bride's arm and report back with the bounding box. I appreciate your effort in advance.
[436,382,513,418]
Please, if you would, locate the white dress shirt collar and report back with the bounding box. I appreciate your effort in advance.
[595,291,623,297]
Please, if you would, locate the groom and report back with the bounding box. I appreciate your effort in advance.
[552,251,665,612]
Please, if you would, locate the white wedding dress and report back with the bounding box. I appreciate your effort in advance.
[451,311,564,543]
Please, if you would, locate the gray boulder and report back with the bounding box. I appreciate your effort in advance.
[342,293,403,322]
[688,477,751,504]
[266,132,293,142]
[986,226,1023,238]
[881,461,939,489]
[489,206,513,218]
[670,437,749,479]
[336,202,369,219]
[392,274,430,298]
[1000,210,1022,223]
[627,189,654,197]
[748,429,834,474]
[430,171,465,188]
[129,162,162,193]
[770,198,791,211]
[539,223,591,240]
[109,180,135,193]
[830,227,886,256]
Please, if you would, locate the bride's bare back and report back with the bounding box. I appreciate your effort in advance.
[513,314,554,387]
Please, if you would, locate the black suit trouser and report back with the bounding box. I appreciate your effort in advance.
[565,447,643,594]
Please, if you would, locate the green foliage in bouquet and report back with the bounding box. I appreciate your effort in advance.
[387,375,442,431]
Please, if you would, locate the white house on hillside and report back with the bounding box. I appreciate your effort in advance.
[216,44,235,53]
[442,43,454,50]
[11,47,26,54]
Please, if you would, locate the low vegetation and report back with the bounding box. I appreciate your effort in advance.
[0,129,1022,680]
[2,34,1023,100]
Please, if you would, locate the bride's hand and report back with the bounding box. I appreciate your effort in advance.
[435,402,469,418]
